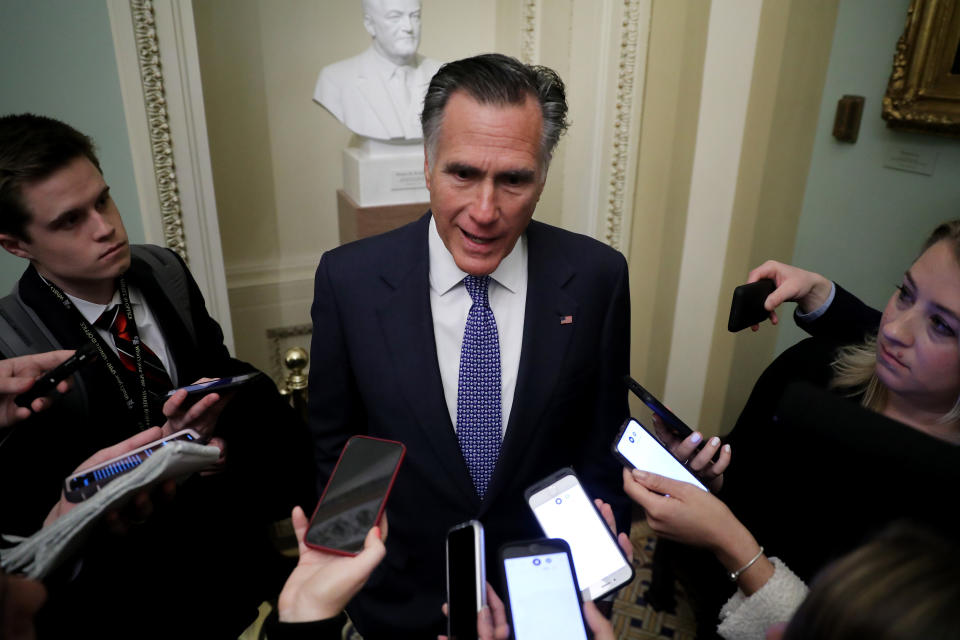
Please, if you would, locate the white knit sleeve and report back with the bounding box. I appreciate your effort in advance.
[716,557,808,640]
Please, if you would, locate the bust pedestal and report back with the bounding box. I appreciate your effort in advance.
[342,138,429,207]
[337,189,427,244]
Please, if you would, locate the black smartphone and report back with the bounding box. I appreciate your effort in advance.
[446,520,486,640]
[624,375,694,439]
[612,418,708,491]
[14,343,99,408]
[63,428,203,503]
[163,372,262,400]
[500,538,589,640]
[727,278,776,332]
[524,468,633,600]
[305,435,405,556]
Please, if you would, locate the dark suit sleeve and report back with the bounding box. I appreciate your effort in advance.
[308,253,366,494]
[577,254,632,535]
[794,283,881,344]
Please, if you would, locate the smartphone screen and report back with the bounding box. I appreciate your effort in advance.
[614,418,708,491]
[305,436,405,555]
[446,521,485,640]
[502,544,588,640]
[526,471,633,600]
[64,429,202,502]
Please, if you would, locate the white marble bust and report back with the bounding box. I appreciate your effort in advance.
[314,0,441,141]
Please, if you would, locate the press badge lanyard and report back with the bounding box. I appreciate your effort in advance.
[43,276,152,430]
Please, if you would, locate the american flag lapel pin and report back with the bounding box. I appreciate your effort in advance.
[560,315,573,325]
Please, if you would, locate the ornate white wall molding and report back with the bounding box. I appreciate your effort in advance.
[603,0,644,251]
[558,0,651,253]
[107,0,234,352]
[520,0,539,64]
[128,0,188,260]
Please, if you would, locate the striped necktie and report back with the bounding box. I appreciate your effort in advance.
[96,305,173,394]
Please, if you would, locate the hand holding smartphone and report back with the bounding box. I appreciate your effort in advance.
[500,538,590,640]
[727,279,776,332]
[14,343,99,409]
[525,468,633,600]
[305,436,405,556]
[613,418,708,492]
[446,520,486,640]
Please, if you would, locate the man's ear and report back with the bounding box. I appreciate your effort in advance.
[363,13,376,38]
[0,233,32,260]
[423,154,432,192]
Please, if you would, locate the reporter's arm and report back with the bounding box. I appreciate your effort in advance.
[623,468,774,595]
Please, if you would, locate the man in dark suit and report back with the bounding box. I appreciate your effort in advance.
[309,53,631,638]
[0,114,314,638]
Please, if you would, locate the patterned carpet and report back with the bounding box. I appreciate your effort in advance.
[610,519,697,639]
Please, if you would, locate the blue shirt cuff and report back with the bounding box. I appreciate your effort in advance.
[795,281,836,322]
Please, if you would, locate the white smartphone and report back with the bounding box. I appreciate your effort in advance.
[613,417,709,491]
[446,520,486,640]
[524,468,634,600]
[500,538,589,640]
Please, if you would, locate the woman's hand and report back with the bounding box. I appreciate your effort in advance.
[746,261,833,329]
[651,414,730,491]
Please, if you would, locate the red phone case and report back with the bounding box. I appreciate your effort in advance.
[304,435,406,556]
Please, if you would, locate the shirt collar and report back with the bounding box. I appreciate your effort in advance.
[64,285,145,326]
[428,216,525,296]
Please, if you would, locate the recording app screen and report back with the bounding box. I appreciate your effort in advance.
[504,552,587,640]
[67,431,197,490]
[306,438,402,553]
[447,527,479,639]
[617,420,707,491]
[531,481,626,593]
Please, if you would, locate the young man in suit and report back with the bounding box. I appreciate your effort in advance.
[309,53,632,637]
[0,114,315,638]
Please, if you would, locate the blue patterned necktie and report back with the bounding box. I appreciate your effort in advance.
[456,275,502,499]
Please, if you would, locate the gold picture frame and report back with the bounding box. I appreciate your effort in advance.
[882,0,960,136]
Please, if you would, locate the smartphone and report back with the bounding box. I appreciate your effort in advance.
[163,372,262,399]
[305,435,405,556]
[14,343,99,408]
[524,468,634,600]
[63,428,203,503]
[613,417,708,491]
[500,539,589,640]
[727,278,776,332]
[624,376,694,439]
[446,520,486,640]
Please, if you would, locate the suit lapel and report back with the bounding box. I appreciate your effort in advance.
[377,215,481,509]
[482,222,578,509]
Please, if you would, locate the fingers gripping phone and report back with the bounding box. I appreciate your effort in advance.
[727,278,776,332]
[446,520,486,640]
[305,435,405,556]
[525,468,634,600]
[500,539,590,640]
[64,428,203,503]
[14,343,99,408]
[613,418,709,492]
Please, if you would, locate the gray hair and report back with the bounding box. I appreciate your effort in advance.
[421,53,569,177]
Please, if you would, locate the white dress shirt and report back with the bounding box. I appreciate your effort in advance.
[428,217,527,436]
[67,286,179,386]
